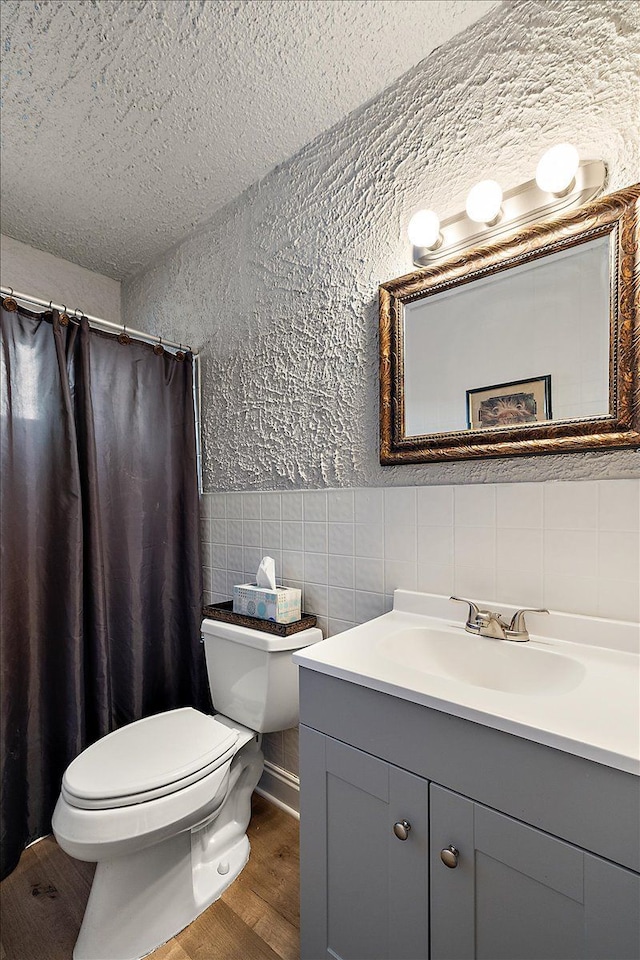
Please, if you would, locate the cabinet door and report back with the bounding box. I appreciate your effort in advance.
[430,783,640,960]
[299,725,429,960]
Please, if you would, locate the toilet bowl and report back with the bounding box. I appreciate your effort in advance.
[52,619,321,960]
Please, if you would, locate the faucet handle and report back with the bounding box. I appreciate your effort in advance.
[508,607,549,639]
[450,596,483,625]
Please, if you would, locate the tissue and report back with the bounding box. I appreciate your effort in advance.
[256,556,276,591]
[233,556,302,623]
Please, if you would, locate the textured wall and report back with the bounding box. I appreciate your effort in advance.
[1,0,495,279]
[124,0,640,491]
[1,234,121,322]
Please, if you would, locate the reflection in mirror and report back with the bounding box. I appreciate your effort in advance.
[403,236,610,437]
[379,184,639,464]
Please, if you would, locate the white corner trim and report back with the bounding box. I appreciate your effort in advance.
[256,761,300,819]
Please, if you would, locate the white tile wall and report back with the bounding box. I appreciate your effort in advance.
[201,480,640,638]
[201,478,639,780]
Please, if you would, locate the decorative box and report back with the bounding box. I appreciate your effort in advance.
[232,583,302,624]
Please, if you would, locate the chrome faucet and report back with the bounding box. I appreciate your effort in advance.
[450,597,548,642]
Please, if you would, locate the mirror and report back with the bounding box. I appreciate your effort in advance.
[380,184,639,464]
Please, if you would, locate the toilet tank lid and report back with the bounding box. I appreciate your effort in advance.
[62,708,237,802]
[201,618,323,652]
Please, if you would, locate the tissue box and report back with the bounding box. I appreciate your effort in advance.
[233,583,302,624]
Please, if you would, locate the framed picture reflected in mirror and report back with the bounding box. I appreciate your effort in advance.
[466,375,552,430]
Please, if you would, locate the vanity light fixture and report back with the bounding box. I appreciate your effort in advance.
[408,146,606,267]
[407,209,442,250]
[465,179,503,226]
[535,143,580,196]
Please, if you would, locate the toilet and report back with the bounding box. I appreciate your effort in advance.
[52,618,321,960]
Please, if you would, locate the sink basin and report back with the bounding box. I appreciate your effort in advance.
[295,590,639,772]
[376,627,586,696]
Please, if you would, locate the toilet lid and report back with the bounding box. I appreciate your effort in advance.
[62,708,238,806]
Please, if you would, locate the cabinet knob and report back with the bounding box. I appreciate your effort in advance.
[393,819,411,841]
[440,844,459,868]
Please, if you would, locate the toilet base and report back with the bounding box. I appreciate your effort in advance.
[74,831,250,960]
[73,738,263,960]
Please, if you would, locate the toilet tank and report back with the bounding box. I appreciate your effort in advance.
[201,618,322,733]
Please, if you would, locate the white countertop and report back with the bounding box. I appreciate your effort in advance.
[294,591,640,775]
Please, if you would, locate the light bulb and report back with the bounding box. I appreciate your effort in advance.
[465,180,503,225]
[535,143,579,195]
[407,209,442,249]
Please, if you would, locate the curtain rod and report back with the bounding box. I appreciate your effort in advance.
[1,285,198,356]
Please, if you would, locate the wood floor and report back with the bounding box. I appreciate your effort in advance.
[0,795,300,960]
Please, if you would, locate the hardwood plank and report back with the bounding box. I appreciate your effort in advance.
[241,796,300,929]
[240,844,300,928]
[220,869,299,960]
[149,940,192,960]
[0,839,83,960]
[176,900,282,960]
[31,837,95,927]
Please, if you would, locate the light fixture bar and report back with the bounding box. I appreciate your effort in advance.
[412,159,606,267]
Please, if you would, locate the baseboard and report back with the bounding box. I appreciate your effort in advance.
[256,761,300,819]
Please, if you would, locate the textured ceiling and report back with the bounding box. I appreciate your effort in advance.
[1,0,497,280]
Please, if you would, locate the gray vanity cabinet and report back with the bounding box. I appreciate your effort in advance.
[299,726,429,960]
[430,784,640,960]
[299,670,640,960]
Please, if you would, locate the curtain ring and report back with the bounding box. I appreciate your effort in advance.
[153,336,165,356]
[2,289,18,312]
[59,305,69,326]
[176,342,186,361]
[118,323,131,345]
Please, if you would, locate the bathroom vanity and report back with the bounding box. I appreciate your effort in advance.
[294,592,640,960]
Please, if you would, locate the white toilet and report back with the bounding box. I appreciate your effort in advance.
[52,618,321,960]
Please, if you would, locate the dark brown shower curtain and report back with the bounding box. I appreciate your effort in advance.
[0,302,209,879]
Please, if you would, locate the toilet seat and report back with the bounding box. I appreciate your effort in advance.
[62,708,238,810]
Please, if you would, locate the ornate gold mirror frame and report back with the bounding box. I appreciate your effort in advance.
[380,184,639,464]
